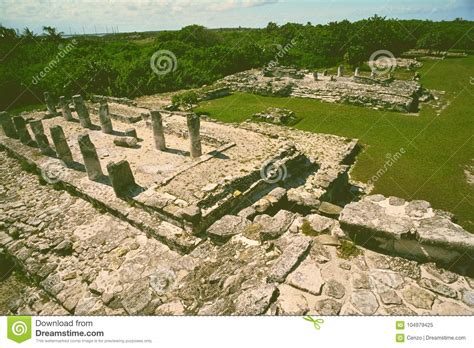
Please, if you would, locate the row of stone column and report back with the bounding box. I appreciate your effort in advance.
[0,113,135,198]
[313,66,362,80]
[150,110,202,158]
[312,66,386,80]
[45,92,116,135]
[45,92,202,158]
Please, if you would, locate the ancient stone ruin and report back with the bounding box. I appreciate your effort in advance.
[0,91,472,316]
[252,107,297,125]
[216,65,433,112]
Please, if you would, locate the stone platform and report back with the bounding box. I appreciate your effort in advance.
[1,152,473,315]
[0,95,472,316]
[0,99,360,237]
[217,66,430,112]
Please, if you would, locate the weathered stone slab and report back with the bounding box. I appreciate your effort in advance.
[286,259,324,295]
[402,285,435,310]
[267,236,312,283]
[207,215,251,242]
[319,201,343,217]
[339,195,474,270]
[234,284,278,315]
[351,290,379,314]
[324,279,345,299]
[113,136,137,148]
[313,298,342,315]
[419,278,457,298]
[254,210,296,240]
[379,289,402,305]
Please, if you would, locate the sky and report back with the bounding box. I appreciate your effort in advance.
[1,0,473,35]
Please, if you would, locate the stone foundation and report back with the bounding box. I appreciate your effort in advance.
[217,66,432,113]
[1,98,472,316]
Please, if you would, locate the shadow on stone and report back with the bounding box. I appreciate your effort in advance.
[163,147,189,157]
[209,150,230,160]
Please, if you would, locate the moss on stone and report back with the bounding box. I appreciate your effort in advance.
[242,223,262,240]
[301,219,319,236]
[337,240,362,259]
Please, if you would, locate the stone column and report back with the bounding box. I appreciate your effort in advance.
[354,67,360,77]
[12,116,34,145]
[150,110,166,151]
[186,113,202,158]
[78,133,103,180]
[50,125,74,165]
[98,100,113,134]
[29,120,52,155]
[59,96,73,121]
[337,65,344,77]
[73,95,92,128]
[107,160,136,197]
[322,70,327,76]
[313,72,318,81]
[44,91,56,115]
[0,111,18,139]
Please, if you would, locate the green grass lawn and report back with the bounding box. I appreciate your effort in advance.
[196,57,474,232]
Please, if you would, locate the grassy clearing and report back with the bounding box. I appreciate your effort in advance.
[196,57,474,231]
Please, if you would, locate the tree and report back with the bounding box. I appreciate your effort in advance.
[416,31,450,53]
[0,25,17,41]
[42,26,63,41]
[344,45,366,67]
[22,28,36,40]
[266,22,279,33]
